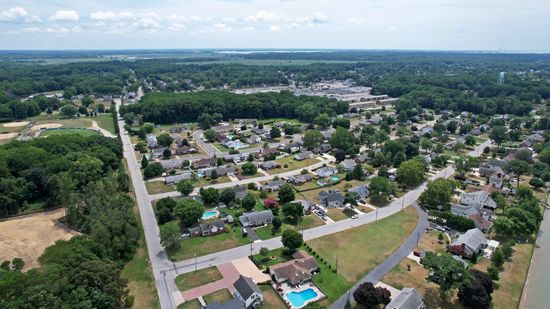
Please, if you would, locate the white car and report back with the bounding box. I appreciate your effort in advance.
[351,215,359,219]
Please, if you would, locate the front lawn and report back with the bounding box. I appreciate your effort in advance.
[203,289,233,304]
[327,209,349,222]
[167,225,250,261]
[175,266,223,291]
[254,214,324,240]
[177,300,201,309]
[266,156,321,175]
[307,207,418,283]
[145,181,175,195]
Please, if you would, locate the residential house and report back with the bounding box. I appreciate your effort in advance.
[416,126,434,137]
[224,153,248,164]
[385,288,425,309]
[203,166,235,177]
[216,133,229,143]
[212,124,234,133]
[451,204,493,233]
[233,275,263,309]
[188,220,226,237]
[152,148,165,158]
[234,185,247,200]
[316,166,338,178]
[239,210,274,227]
[246,135,262,144]
[287,174,312,185]
[313,143,332,155]
[257,147,278,160]
[488,174,504,189]
[340,159,357,172]
[170,133,183,147]
[293,199,314,213]
[193,157,217,169]
[349,185,369,200]
[450,228,488,258]
[318,190,345,208]
[176,146,198,155]
[294,151,312,161]
[259,161,281,170]
[459,190,498,211]
[165,173,192,185]
[160,158,183,170]
[262,180,285,192]
[367,115,382,125]
[146,134,158,148]
[479,158,508,177]
[445,137,465,150]
[269,251,319,286]
[355,153,370,164]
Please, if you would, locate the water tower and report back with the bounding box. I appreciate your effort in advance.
[497,72,505,85]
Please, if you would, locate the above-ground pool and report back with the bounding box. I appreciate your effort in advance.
[286,288,318,308]
[330,176,340,182]
[201,210,218,220]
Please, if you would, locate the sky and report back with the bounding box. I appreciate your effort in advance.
[0,0,549,51]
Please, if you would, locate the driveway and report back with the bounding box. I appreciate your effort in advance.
[181,263,240,301]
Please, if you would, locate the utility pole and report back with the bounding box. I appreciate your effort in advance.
[250,242,253,257]
[375,208,378,223]
[401,195,405,211]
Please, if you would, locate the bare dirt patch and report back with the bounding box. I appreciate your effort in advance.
[31,123,63,131]
[3,121,29,127]
[0,209,79,270]
[0,132,18,140]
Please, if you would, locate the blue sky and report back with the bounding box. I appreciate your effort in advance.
[0,0,548,51]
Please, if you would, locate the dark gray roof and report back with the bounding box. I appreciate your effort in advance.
[233,275,261,301]
[350,185,369,199]
[385,288,424,309]
[239,210,274,225]
[205,299,245,309]
[452,228,487,251]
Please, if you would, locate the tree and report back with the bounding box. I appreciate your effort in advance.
[141,155,149,169]
[200,187,220,205]
[334,149,347,162]
[455,156,479,176]
[204,129,216,143]
[489,126,507,146]
[421,252,471,297]
[272,217,282,232]
[263,197,278,209]
[465,135,476,147]
[447,120,458,133]
[303,130,324,150]
[278,183,295,204]
[177,180,194,196]
[70,156,104,188]
[281,229,303,251]
[220,188,236,204]
[314,113,331,128]
[197,113,213,129]
[160,222,180,249]
[353,282,391,307]
[60,104,78,117]
[241,162,258,175]
[505,160,531,189]
[529,177,545,188]
[419,178,457,210]
[162,148,172,159]
[270,126,281,138]
[242,193,256,211]
[282,203,304,223]
[333,118,351,129]
[303,303,326,309]
[420,138,433,153]
[157,133,174,148]
[156,197,176,224]
[396,160,425,187]
[143,162,163,179]
[174,199,203,227]
[142,122,155,134]
[539,148,550,165]
[458,269,493,309]
[352,164,365,180]
[369,177,395,203]
[329,127,356,154]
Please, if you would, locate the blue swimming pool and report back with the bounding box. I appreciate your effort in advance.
[286,288,318,308]
[330,176,340,182]
[201,210,218,220]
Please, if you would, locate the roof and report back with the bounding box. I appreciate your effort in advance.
[385,288,424,309]
[319,190,345,203]
[239,210,274,225]
[460,191,492,207]
[450,203,480,217]
[165,173,192,184]
[200,220,225,233]
[205,299,245,309]
[264,180,284,188]
[233,275,261,301]
[452,228,487,251]
[350,185,369,199]
[270,252,319,285]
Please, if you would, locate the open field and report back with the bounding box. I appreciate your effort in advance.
[121,207,160,309]
[203,289,233,304]
[254,214,325,240]
[95,114,117,134]
[175,266,223,291]
[2,121,29,127]
[41,128,99,137]
[266,156,321,175]
[0,208,79,270]
[307,207,418,283]
[167,225,250,261]
[491,243,533,309]
[146,180,176,195]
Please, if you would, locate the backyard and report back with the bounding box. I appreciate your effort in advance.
[175,266,223,291]
[254,213,325,240]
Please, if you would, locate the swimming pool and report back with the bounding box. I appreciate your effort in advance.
[330,176,340,182]
[286,288,318,308]
[201,210,218,220]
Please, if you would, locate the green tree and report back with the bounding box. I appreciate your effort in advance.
[281,229,303,251]
[175,199,203,227]
[421,252,471,297]
[70,156,104,188]
[329,127,356,154]
[420,138,433,153]
[369,177,395,203]
[204,129,216,143]
[353,282,391,307]
[352,164,365,180]
[396,160,425,187]
[278,183,296,204]
[157,133,174,147]
[489,126,507,146]
[160,222,181,249]
[141,155,149,169]
[241,162,258,175]
[303,130,324,150]
[282,203,304,224]
[156,197,176,224]
[314,113,331,128]
[242,193,256,211]
[197,113,213,129]
[270,126,281,138]
[220,188,236,204]
[143,162,163,179]
[142,122,155,134]
[333,118,351,129]
[177,179,194,196]
[200,187,220,205]
[60,104,78,117]
[504,160,531,189]
[418,178,457,210]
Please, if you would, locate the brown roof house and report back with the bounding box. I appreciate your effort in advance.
[269,251,319,286]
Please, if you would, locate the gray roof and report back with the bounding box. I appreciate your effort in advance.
[350,185,369,199]
[233,275,261,301]
[264,180,284,188]
[460,191,496,209]
[205,299,245,309]
[452,228,487,252]
[385,288,424,309]
[319,190,345,204]
[160,158,183,170]
[239,210,274,226]
[316,166,338,177]
[165,173,192,184]
[450,204,479,217]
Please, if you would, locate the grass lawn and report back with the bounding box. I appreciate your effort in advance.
[308,207,418,283]
[95,114,117,134]
[356,205,374,213]
[177,300,201,309]
[167,225,250,261]
[41,128,99,137]
[260,285,287,309]
[297,178,366,204]
[203,289,233,304]
[175,266,223,291]
[121,207,160,309]
[255,214,325,240]
[261,117,307,125]
[213,142,233,153]
[145,181,175,195]
[266,156,321,175]
[195,176,232,187]
[327,209,349,222]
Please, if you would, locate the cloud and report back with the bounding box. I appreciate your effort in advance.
[295,12,330,26]
[349,18,367,24]
[49,10,79,22]
[90,11,136,21]
[131,18,161,30]
[269,25,281,32]
[0,6,40,23]
[168,23,186,31]
[213,23,232,32]
[168,15,203,23]
[21,25,82,34]
[245,11,279,22]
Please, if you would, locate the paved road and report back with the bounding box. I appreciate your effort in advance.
[116,100,177,309]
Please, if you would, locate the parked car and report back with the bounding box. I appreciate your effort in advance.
[351,215,359,219]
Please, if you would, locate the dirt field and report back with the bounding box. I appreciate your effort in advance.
[0,209,79,270]
[0,132,18,140]
[3,121,29,127]
[31,123,63,131]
